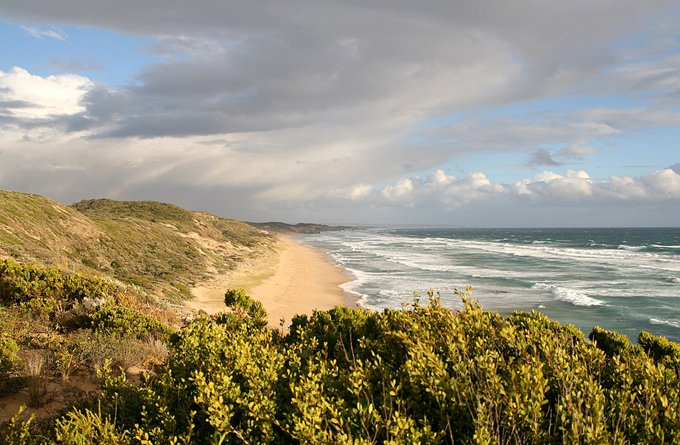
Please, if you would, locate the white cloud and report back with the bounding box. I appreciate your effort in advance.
[0,2,678,225]
[0,67,93,119]
[349,184,373,200]
[531,170,594,200]
[381,178,414,205]
[644,168,680,197]
[601,175,649,200]
[337,168,680,211]
[21,25,66,40]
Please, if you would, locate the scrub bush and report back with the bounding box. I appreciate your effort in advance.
[0,335,21,381]
[0,259,116,306]
[6,289,680,443]
[86,304,173,341]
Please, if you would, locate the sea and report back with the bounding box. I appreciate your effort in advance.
[298,227,680,343]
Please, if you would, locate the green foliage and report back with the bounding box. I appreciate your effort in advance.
[71,199,194,230]
[1,190,275,302]
[217,288,268,329]
[589,325,640,358]
[0,407,38,445]
[8,290,680,443]
[54,406,130,444]
[71,198,276,299]
[87,304,173,341]
[0,259,116,306]
[0,335,22,380]
[19,297,62,322]
[638,330,680,373]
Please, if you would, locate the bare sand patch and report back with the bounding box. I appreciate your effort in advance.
[251,235,353,328]
[187,235,353,327]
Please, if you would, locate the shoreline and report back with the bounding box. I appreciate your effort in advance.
[251,234,355,327]
[187,233,355,327]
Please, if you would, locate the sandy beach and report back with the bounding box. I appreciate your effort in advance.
[187,234,352,327]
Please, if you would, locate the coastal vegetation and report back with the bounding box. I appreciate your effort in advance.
[0,191,276,301]
[1,263,679,443]
[1,190,679,443]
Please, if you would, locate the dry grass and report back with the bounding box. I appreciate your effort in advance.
[25,351,49,407]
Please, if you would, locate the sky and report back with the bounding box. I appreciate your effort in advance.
[0,1,679,227]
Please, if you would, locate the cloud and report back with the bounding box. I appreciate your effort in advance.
[381,178,414,205]
[334,168,680,211]
[4,1,676,145]
[643,168,680,197]
[556,144,601,158]
[0,67,92,120]
[516,170,593,200]
[20,25,66,40]
[0,2,679,226]
[528,148,562,166]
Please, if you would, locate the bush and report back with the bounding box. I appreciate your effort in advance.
[54,407,129,444]
[9,291,680,443]
[0,259,117,306]
[216,288,268,329]
[589,325,642,358]
[639,330,680,372]
[86,304,173,341]
[0,335,22,381]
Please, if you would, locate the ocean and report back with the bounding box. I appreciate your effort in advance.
[299,227,680,343]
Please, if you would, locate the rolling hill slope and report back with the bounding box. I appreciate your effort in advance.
[0,191,276,300]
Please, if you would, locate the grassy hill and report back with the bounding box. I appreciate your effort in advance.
[0,191,276,300]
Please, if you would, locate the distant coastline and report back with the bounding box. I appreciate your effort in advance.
[247,221,356,234]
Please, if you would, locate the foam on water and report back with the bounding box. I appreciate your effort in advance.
[532,283,605,307]
[441,238,680,273]
[650,318,680,329]
[338,267,368,296]
[299,227,680,341]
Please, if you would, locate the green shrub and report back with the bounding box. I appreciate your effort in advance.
[217,288,268,329]
[639,330,680,371]
[54,407,129,444]
[0,335,22,381]
[11,291,680,443]
[0,407,38,445]
[19,297,62,322]
[87,304,173,341]
[0,259,117,306]
[589,325,641,358]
